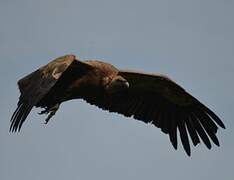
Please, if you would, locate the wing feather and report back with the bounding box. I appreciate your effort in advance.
[82,70,225,156]
[195,109,219,146]
[178,112,191,156]
[185,116,200,146]
[10,55,92,132]
[168,109,178,149]
[191,113,212,149]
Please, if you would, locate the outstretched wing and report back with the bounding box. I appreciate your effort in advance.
[10,55,92,132]
[83,70,225,156]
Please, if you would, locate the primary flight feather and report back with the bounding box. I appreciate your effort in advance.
[11,55,225,156]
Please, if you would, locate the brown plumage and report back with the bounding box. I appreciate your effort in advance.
[10,54,225,156]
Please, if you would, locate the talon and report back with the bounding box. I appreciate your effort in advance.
[38,109,49,115]
[44,112,54,124]
[43,103,60,124]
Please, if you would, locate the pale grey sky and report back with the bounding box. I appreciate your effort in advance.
[0,0,234,179]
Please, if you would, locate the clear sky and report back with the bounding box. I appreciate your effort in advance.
[0,0,233,179]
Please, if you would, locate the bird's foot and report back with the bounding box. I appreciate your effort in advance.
[44,104,60,124]
[44,111,55,124]
[38,104,60,124]
[38,108,49,115]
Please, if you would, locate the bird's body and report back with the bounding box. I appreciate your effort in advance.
[11,55,225,156]
[36,59,123,110]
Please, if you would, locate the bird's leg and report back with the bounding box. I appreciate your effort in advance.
[42,103,60,124]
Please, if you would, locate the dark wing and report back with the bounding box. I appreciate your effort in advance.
[82,70,225,156]
[10,55,92,132]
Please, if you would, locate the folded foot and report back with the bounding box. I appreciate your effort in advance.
[38,104,60,124]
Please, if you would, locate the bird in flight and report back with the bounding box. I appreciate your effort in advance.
[10,55,225,156]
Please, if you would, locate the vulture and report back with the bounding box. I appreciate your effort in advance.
[10,54,225,156]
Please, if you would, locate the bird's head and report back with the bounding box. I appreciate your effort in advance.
[104,75,129,93]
